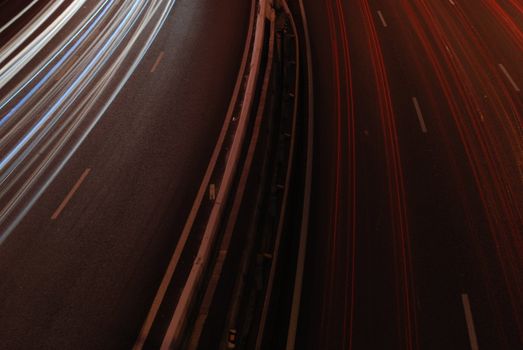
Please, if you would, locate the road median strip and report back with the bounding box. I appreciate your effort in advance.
[134,0,271,348]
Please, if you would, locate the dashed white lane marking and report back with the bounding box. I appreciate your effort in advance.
[150,51,165,73]
[412,97,428,133]
[461,293,480,350]
[377,10,388,27]
[498,63,520,92]
[51,168,91,220]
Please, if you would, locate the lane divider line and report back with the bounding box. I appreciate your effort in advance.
[412,97,428,133]
[51,167,90,220]
[377,10,388,28]
[498,63,520,92]
[461,293,480,350]
[150,51,164,73]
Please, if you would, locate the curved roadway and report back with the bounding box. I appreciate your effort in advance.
[0,0,250,348]
[297,0,522,349]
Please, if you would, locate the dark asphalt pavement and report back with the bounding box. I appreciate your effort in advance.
[296,0,522,349]
[0,0,249,348]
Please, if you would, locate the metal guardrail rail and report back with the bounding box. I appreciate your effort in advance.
[254,1,300,348]
[186,8,278,349]
[173,2,308,347]
[134,0,272,348]
[160,0,270,346]
[285,0,314,347]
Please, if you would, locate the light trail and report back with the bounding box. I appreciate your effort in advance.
[401,0,523,342]
[0,0,39,35]
[0,0,115,128]
[0,0,85,90]
[0,0,177,242]
[0,0,114,122]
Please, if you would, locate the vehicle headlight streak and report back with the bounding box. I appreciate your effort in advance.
[0,0,177,241]
[0,0,85,90]
[0,0,142,171]
[0,0,40,35]
[0,0,114,127]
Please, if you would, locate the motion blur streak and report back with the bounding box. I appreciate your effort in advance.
[318,0,357,349]
[359,1,418,349]
[0,0,39,35]
[0,0,113,125]
[333,3,357,350]
[0,0,250,347]
[0,0,85,90]
[400,1,523,343]
[297,0,522,348]
[0,0,177,242]
[480,0,523,50]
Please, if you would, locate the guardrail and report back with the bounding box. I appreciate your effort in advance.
[134,0,272,348]
[161,1,270,346]
[255,0,300,347]
[286,0,314,347]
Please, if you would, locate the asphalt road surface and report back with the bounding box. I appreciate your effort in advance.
[0,0,249,348]
[296,0,522,349]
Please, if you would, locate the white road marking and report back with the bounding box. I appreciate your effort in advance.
[498,64,520,92]
[51,168,90,220]
[462,293,480,350]
[377,10,388,27]
[449,0,456,6]
[412,97,428,133]
[150,51,164,73]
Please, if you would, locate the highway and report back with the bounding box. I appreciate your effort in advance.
[0,0,250,348]
[295,0,522,349]
[2,0,522,348]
